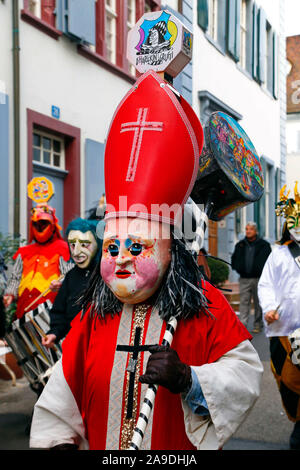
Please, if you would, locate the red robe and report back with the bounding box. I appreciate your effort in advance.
[13,237,70,318]
[61,280,251,450]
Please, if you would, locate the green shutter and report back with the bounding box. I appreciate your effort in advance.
[258,156,267,237]
[257,7,266,84]
[273,31,278,99]
[197,0,209,31]
[227,0,240,62]
[275,167,281,239]
[235,0,241,61]
[275,167,281,201]
[217,0,227,51]
[252,2,258,79]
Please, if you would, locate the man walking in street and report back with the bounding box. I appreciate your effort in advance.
[231,222,271,333]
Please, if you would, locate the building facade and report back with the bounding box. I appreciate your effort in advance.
[193,0,286,278]
[0,0,189,240]
[0,1,286,282]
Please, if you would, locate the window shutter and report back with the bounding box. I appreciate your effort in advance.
[275,167,281,201]
[197,0,209,32]
[258,156,267,237]
[56,0,96,45]
[217,0,227,51]
[85,139,105,213]
[41,0,56,27]
[0,92,9,234]
[273,31,278,99]
[252,2,258,79]
[257,7,266,84]
[275,167,281,239]
[227,0,240,62]
[235,0,241,61]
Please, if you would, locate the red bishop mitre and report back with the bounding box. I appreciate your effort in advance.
[104,70,204,225]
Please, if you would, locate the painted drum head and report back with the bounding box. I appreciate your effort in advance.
[191,112,264,220]
[127,10,193,78]
[206,112,264,202]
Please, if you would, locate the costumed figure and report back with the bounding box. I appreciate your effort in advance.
[30,10,263,451]
[3,177,72,395]
[258,182,300,450]
[3,177,71,321]
[42,217,104,349]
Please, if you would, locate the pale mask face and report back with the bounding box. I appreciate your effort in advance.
[68,230,98,269]
[289,225,300,242]
[101,218,171,304]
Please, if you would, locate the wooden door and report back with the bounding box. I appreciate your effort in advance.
[208,220,218,256]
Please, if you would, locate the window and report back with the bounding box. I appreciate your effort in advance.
[208,0,218,41]
[235,206,246,235]
[25,0,56,28]
[127,0,137,76]
[28,0,41,18]
[254,156,275,240]
[94,0,160,73]
[265,21,273,92]
[128,0,137,26]
[264,164,271,239]
[105,0,117,65]
[32,130,65,170]
[254,6,278,97]
[28,109,81,234]
[239,0,247,69]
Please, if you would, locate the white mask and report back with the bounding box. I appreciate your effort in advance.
[289,226,300,243]
[100,218,171,304]
[68,230,98,269]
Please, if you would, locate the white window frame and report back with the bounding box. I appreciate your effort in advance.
[208,0,218,42]
[29,0,41,18]
[239,0,247,70]
[32,129,65,171]
[127,0,136,28]
[127,0,137,76]
[105,0,117,65]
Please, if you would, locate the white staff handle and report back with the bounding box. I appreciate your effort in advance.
[129,316,178,450]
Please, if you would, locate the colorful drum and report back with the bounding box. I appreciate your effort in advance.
[191,111,264,221]
[4,300,61,391]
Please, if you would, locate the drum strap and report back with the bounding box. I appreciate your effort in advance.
[288,242,300,270]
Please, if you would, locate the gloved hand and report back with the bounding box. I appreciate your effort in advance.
[139,345,192,394]
[50,443,78,451]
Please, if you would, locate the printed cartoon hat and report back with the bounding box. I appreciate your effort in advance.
[275,182,300,230]
[104,70,204,225]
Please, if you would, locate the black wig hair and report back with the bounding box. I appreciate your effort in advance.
[79,232,210,322]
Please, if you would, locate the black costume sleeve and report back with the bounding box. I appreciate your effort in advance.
[47,275,70,342]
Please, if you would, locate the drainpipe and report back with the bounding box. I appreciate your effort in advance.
[12,0,20,237]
